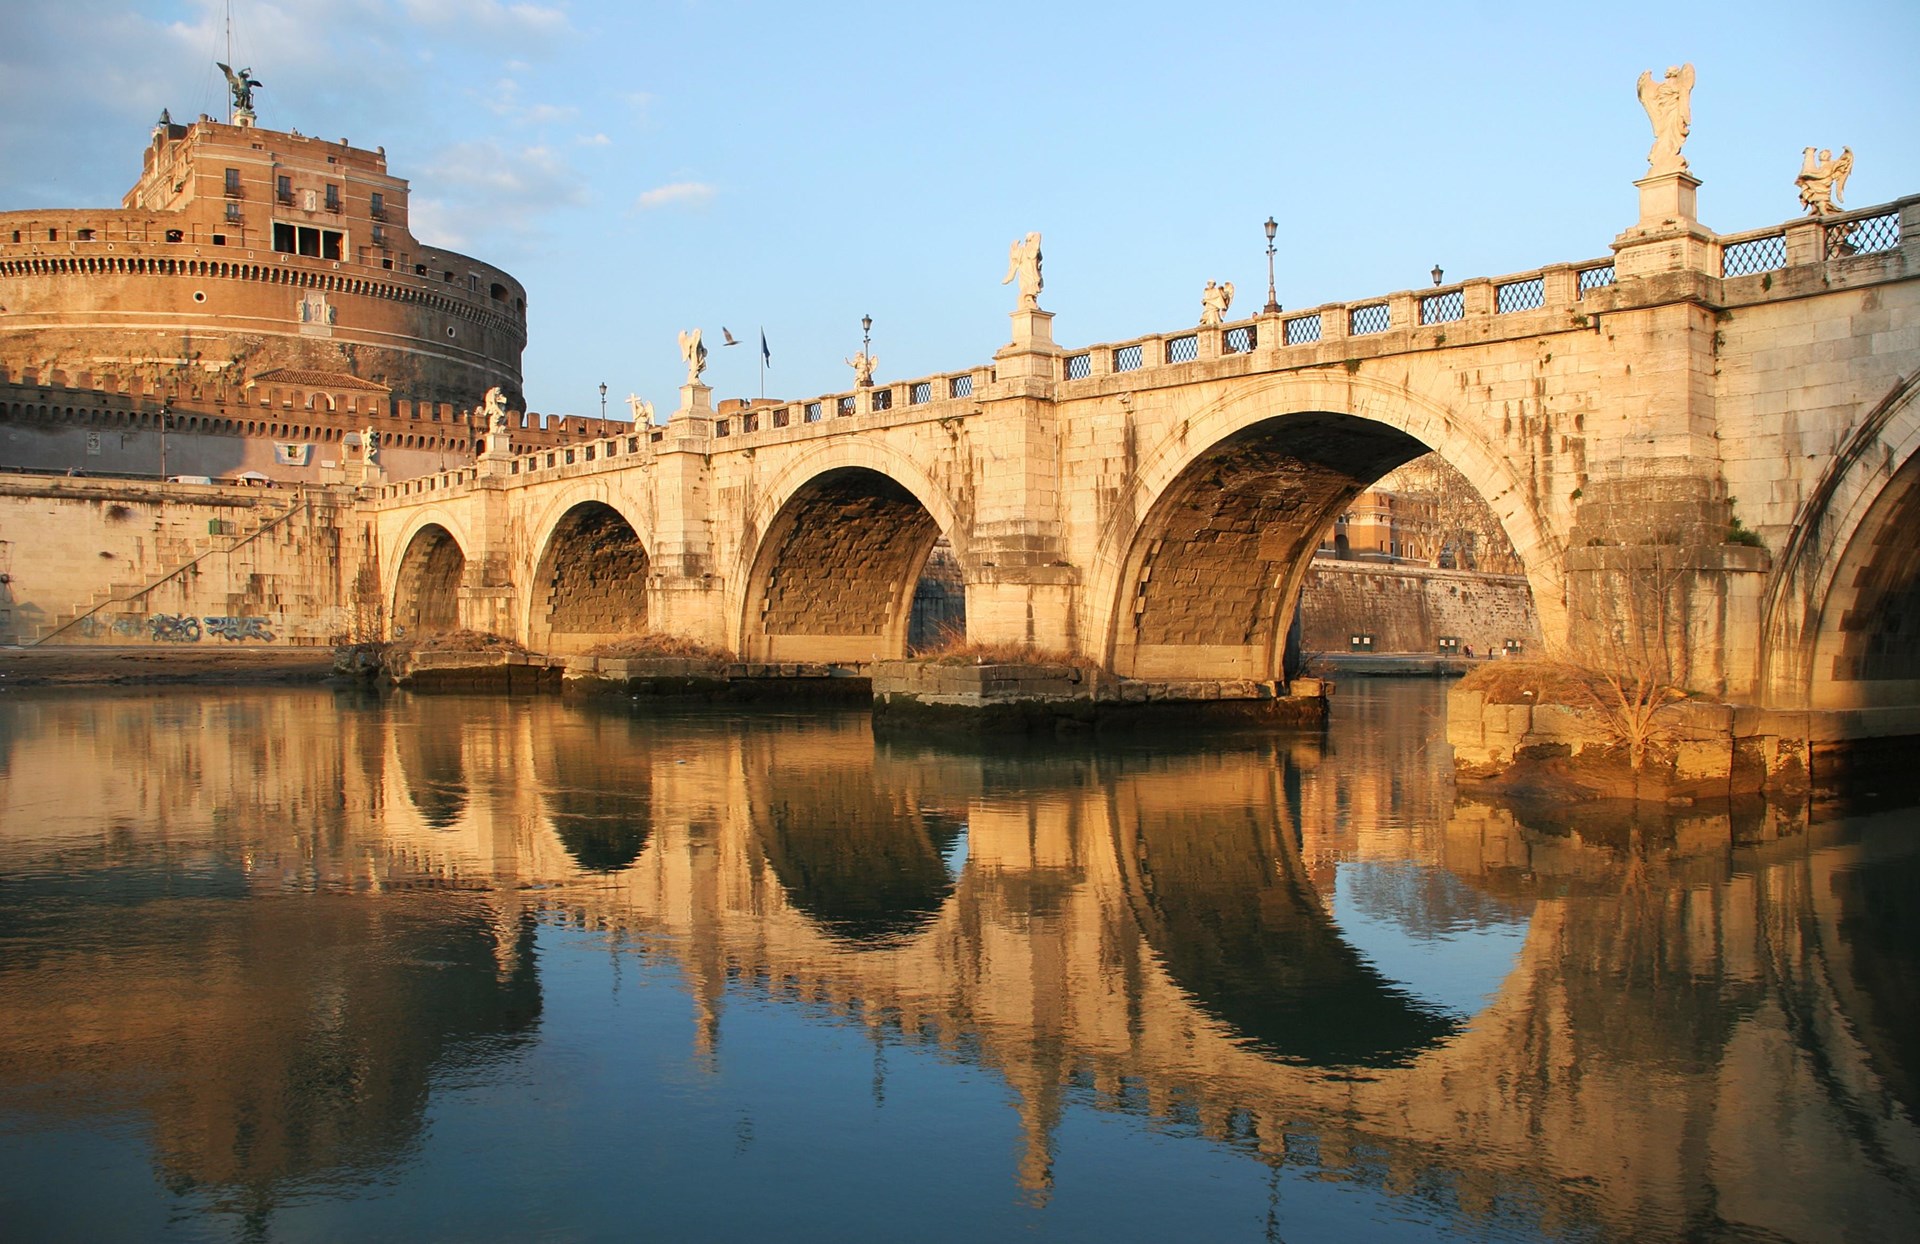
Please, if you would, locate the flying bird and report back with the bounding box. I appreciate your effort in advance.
[722,327,740,346]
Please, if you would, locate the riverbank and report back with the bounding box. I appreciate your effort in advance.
[0,645,337,687]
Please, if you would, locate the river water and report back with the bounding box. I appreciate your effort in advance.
[0,680,1914,1242]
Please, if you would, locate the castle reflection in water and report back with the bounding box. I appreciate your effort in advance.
[0,684,1914,1240]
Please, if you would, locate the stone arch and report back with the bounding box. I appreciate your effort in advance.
[526,499,650,655]
[732,444,969,662]
[392,521,467,638]
[1760,376,1920,710]
[1090,372,1561,680]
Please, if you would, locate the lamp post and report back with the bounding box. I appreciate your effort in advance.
[599,381,607,419]
[1431,264,1444,287]
[1263,217,1280,314]
[859,314,873,387]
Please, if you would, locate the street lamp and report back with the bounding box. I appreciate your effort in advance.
[859,314,873,386]
[1431,264,1445,287]
[599,381,607,418]
[1263,217,1280,314]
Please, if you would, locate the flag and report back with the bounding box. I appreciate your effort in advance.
[273,442,311,466]
[760,329,771,366]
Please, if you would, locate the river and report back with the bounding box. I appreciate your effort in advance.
[0,680,1914,1242]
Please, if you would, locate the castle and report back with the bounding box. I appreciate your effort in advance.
[0,99,624,483]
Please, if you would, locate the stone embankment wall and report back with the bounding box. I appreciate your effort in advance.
[0,478,369,647]
[1300,560,1539,655]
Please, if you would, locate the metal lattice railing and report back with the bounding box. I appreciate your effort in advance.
[1165,334,1198,364]
[948,374,972,399]
[1420,291,1464,325]
[804,401,823,422]
[909,381,931,405]
[1285,314,1321,346]
[1349,303,1390,335]
[1826,211,1900,258]
[1113,344,1144,372]
[1577,265,1616,298]
[870,388,892,412]
[1496,278,1544,313]
[1223,325,1256,354]
[837,395,855,415]
[1722,234,1786,277]
[1064,353,1092,380]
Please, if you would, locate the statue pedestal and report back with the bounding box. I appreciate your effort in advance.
[1613,170,1715,280]
[232,109,255,130]
[675,382,713,419]
[994,309,1058,384]
[1634,170,1701,227]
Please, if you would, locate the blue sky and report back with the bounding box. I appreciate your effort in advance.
[3,1,1916,418]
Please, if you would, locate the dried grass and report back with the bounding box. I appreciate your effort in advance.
[917,639,1102,670]
[390,629,527,654]
[581,634,734,661]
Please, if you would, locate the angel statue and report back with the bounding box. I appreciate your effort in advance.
[217,63,263,116]
[1200,280,1234,326]
[678,328,708,384]
[626,393,655,425]
[483,385,510,435]
[361,427,380,464]
[1636,63,1695,176]
[845,351,877,387]
[1002,232,1043,310]
[1795,147,1853,216]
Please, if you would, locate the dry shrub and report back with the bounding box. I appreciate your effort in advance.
[919,639,1101,670]
[582,634,734,661]
[1457,657,1607,705]
[390,629,528,654]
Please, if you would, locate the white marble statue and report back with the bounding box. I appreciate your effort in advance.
[1002,232,1044,310]
[678,329,708,384]
[845,351,877,387]
[483,386,510,435]
[361,426,380,463]
[1200,280,1234,326]
[1796,146,1853,216]
[1636,63,1695,176]
[627,393,655,424]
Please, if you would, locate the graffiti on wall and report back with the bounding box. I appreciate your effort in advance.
[70,613,277,643]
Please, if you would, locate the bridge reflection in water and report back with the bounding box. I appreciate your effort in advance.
[0,683,1914,1240]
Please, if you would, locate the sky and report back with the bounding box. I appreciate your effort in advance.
[3,1,1916,419]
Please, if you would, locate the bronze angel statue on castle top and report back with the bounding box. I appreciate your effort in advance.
[217,63,262,115]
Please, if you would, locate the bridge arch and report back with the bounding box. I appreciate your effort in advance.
[1089,372,1563,679]
[1761,375,1920,710]
[732,442,969,663]
[390,511,473,639]
[524,494,652,656]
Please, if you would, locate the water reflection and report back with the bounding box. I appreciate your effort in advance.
[0,685,1914,1241]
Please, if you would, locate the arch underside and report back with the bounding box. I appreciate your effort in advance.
[530,502,649,656]
[1810,450,1920,711]
[393,525,465,637]
[1115,412,1428,679]
[746,467,940,663]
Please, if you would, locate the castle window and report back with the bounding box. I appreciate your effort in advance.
[9,230,18,243]
[273,223,296,253]
[77,228,95,241]
[276,175,292,204]
[324,184,340,212]
[321,230,341,260]
[48,228,57,241]
[369,192,385,219]
[212,235,226,246]
[164,229,183,243]
[225,202,241,223]
[224,167,241,196]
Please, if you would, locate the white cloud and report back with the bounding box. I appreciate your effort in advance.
[636,181,716,210]
[398,0,570,36]
[577,132,612,147]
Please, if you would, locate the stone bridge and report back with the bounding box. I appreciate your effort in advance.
[367,174,1918,719]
